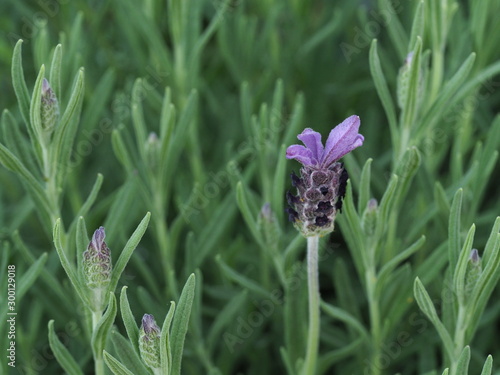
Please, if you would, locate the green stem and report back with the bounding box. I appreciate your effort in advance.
[92,310,105,375]
[450,305,467,375]
[303,236,320,375]
[366,266,382,375]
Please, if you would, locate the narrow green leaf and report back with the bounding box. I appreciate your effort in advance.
[401,37,422,130]
[377,235,425,290]
[453,224,475,304]
[110,331,150,375]
[448,189,463,268]
[413,277,454,360]
[479,355,493,375]
[75,216,88,281]
[369,40,398,145]
[11,40,31,126]
[320,301,370,341]
[18,253,48,299]
[272,143,287,224]
[92,292,118,357]
[48,320,84,375]
[120,286,139,354]
[408,1,425,51]
[236,181,265,248]
[454,346,471,375]
[207,290,248,351]
[160,301,176,375]
[170,274,196,375]
[49,44,62,98]
[216,255,272,299]
[53,219,91,307]
[103,351,135,375]
[434,181,450,215]
[112,129,135,173]
[358,158,372,213]
[72,174,103,226]
[131,78,148,160]
[51,68,85,187]
[108,212,151,295]
[0,142,52,218]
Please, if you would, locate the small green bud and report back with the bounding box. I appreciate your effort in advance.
[361,199,378,237]
[144,132,161,172]
[464,249,482,299]
[41,78,59,140]
[257,203,280,248]
[139,314,161,371]
[82,227,112,311]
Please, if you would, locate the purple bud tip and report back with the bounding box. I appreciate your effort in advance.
[405,52,414,65]
[91,226,106,252]
[148,132,159,143]
[260,203,272,219]
[367,199,378,210]
[142,314,160,335]
[42,78,51,95]
[469,249,480,263]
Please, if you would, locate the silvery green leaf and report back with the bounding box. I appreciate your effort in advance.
[103,351,135,375]
[107,212,151,295]
[454,346,470,375]
[170,274,196,375]
[91,292,117,357]
[48,320,84,375]
[120,286,139,354]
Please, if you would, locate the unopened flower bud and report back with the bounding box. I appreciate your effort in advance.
[361,199,378,237]
[139,314,161,371]
[82,227,112,310]
[41,78,59,137]
[258,203,280,248]
[465,249,482,298]
[145,132,161,172]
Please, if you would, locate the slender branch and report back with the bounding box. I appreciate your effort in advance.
[303,235,320,375]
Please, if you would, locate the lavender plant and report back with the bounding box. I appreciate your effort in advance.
[0,0,499,374]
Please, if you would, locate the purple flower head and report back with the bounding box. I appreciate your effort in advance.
[285,116,364,237]
[141,314,161,338]
[286,115,364,168]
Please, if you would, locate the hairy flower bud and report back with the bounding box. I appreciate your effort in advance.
[145,132,161,172]
[82,227,112,310]
[361,199,378,237]
[258,203,280,247]
[41,78,59,140]
[464,249,482,299]
[139,314,161,371]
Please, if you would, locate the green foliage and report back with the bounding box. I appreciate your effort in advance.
[1,0,499,374]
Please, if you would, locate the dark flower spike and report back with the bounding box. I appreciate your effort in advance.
[285,116,364,237]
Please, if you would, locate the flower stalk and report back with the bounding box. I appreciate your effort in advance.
[303,235,320,375]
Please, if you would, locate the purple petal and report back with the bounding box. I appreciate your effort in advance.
[322,115,364,166]
[286,145,316,166]
[297,128,324,161]
[91,226,106,252]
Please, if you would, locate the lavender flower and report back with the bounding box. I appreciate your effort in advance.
[286,115,364,237]
[139,314,161,371]
[82,227,112,310]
